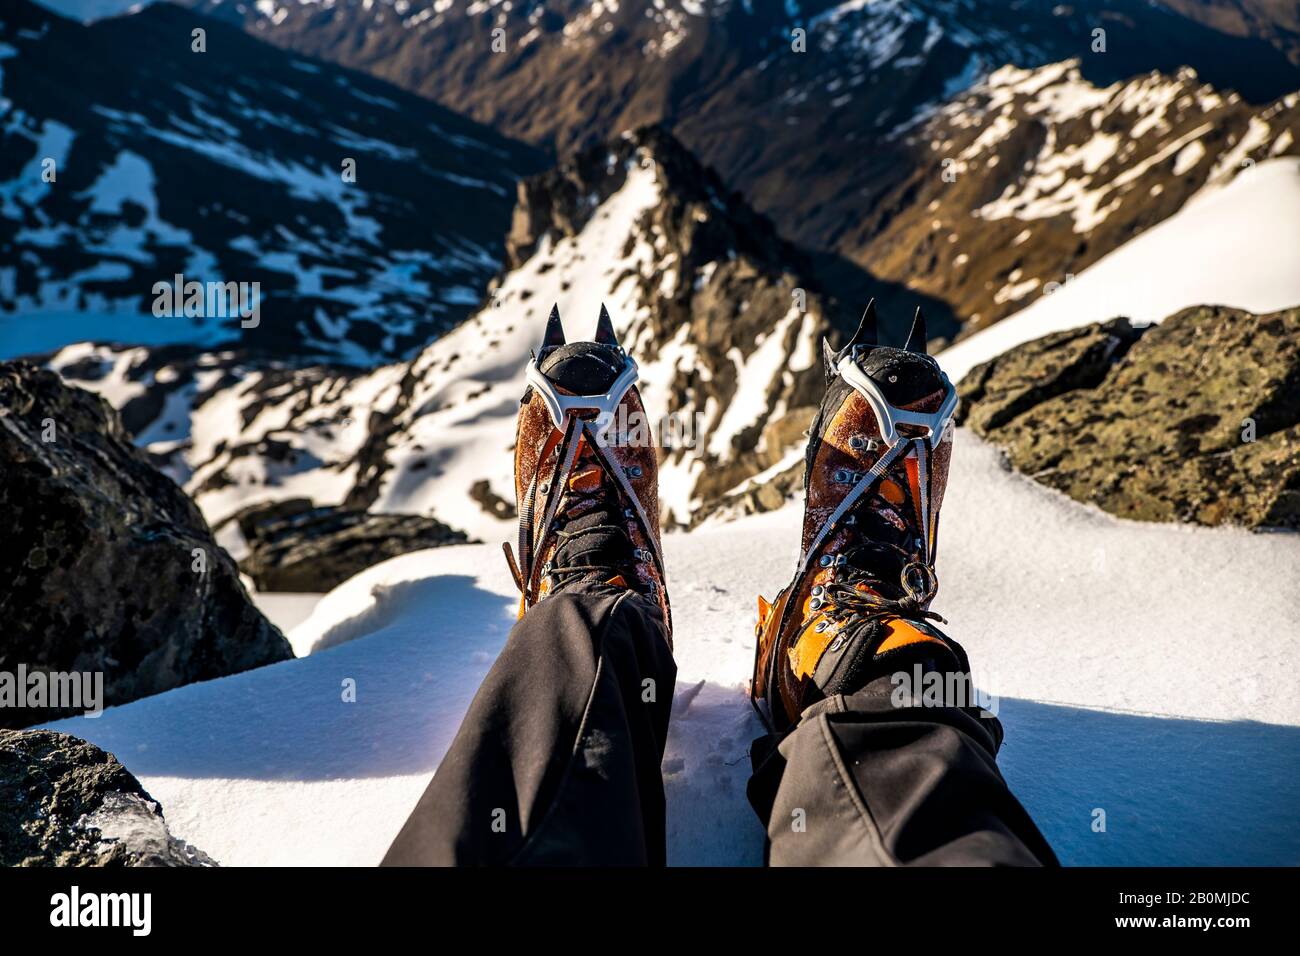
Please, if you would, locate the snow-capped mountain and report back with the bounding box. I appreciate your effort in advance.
[40,139,1300,548]
[47,128,835,538]
[940,156,1300,381]
[13,0,1300,548]
[860,60,1300,331]
[176,0,1300,330]
[0,0,543,363]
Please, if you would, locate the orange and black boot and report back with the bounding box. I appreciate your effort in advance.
[504,303,671,640]
[752,301,964,731]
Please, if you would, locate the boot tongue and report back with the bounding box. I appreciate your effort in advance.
[549,456,639,591]
[554,507,624,567]
[550,501,639,593]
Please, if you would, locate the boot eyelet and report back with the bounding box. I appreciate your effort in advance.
[627,465,643,479]
[849,435,865,450]
[814,620,828,632]
[809,598,823,611]
[811,585,824,596]
[539,483,550,495]
[832,469,847,482]
[828,635,845,652]
[834,554,847,566]
[819,554,834,568]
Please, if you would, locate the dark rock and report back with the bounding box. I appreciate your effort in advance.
[957,318,1147,432]
[0,362,293,730]
[233,497,316,542]
[958,306,1300,530]
[236,500,473,592]
[469,479,517,520]
[0,729,216,866]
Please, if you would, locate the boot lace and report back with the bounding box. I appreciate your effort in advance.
[821,543,947,633]
[546,464,641,591]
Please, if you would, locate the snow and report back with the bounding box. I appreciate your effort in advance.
[255,592,326,640]
[75,150,192,257]
[26,0,147,22]
[939,157,1300,383]
[707,303,806,458]
[47,429,1300,866]
[1173,139,1206,176]
[0,119,75,218]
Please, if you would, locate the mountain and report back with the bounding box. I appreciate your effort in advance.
[938,156,1300,380]
[44,127,839,538]
[1161,0,1300,65]
[39,144,1300,548]
[0,0,544,364]
[182,0,1300,331]
[864,63,1299,333]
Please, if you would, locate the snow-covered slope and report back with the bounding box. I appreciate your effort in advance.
[939,156,1300,382]
[47,430,1300,866]
[47,129,829,537]
[0,0,541,363]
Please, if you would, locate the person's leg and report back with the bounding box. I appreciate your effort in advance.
[750,302,1056,866]
[748,675,1057,866]
[384,310,675,866]
[383,583,674,866]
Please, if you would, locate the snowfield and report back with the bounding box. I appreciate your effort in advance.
[48,430,1300,866]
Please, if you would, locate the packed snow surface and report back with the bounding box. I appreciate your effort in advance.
[940,158,1300,383]
[49,430,1300,866]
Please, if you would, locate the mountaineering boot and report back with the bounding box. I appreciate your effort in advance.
[752,300,964,731]
[505,303,671,640]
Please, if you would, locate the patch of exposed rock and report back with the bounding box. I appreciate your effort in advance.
[0,729,215,866]
[0,362,293,729]
[233,498,473,592]
[957,306,1300,529]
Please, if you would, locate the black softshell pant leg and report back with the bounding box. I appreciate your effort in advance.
[747,676,1059,866]
[381,583,676,866]
[383,584,1054,867]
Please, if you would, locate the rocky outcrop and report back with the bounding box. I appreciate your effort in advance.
[956,319,1147,433]
[0,729,215,866]
[233,498,472,592]
[0,362,293,729]
[958,306,1300,529]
